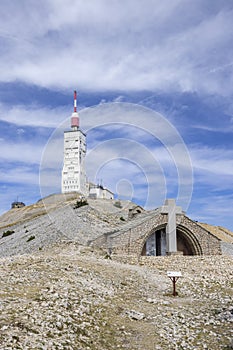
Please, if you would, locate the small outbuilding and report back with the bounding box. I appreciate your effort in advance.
[11,201,25,209]
[88,184,114,200]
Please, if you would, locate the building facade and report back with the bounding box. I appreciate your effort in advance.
[89,184,114,199]
[61,91,88,195]
[91,199,223,256]
[61,91,113,199]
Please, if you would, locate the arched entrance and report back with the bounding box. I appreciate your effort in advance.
[141,226,167,256]
[141,225,202,256]
[177,225,202,255]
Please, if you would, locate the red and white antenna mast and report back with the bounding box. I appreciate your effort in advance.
[74,90,77,113]
[71,90,79,129]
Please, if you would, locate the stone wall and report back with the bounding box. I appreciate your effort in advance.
[93,214,222,256]
[92,213,165,254]
[177,216,221,255]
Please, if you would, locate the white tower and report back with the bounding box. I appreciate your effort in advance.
[61,91,88,195]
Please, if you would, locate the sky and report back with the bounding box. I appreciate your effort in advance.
[0,0,233,230]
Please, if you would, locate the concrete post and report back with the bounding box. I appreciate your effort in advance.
[160,199,183,254]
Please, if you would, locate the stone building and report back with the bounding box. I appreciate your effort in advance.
[92,199,227,256]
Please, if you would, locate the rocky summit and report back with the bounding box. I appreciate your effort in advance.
[0,194,233,349]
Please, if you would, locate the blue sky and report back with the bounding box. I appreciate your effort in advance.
[0,0,233,230]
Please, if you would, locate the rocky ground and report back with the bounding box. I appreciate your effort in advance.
[0,197,144,258]
[0,243,232,350]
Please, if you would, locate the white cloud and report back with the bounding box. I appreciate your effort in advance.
[191,124,233,133]
[0,1,233,95]
[190,145,233,177]
[0,140,43,164]
[16,128,25,135]
[187,193,233,228]
[0,103,70,128]
[0,165,39,186]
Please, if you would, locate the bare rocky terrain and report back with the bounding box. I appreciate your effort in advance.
[0,195,139,258]
[0,243,232,349]
[0,195,233,349]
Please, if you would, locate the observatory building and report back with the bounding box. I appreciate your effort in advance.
[61,91,113,200]
[61,91,88,195]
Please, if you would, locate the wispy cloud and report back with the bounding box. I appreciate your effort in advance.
[191,124,233,133]
[190,145,233,177]
[188,193,233,228]
[0,140,43,164]
[0,1,233,95]
[0,165,39,186]
[0,103,69,128]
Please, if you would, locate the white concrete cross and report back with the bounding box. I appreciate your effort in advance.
[160,199,183,254]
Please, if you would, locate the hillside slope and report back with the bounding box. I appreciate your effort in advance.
[0,194,144,258]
